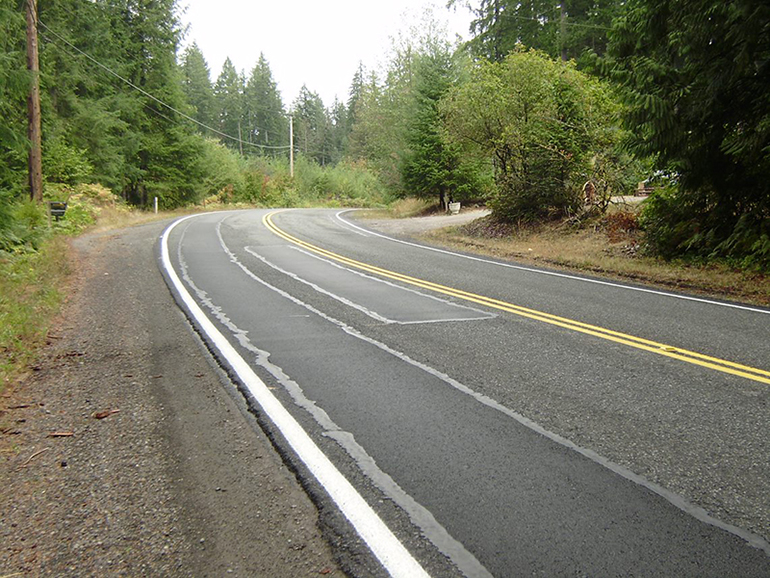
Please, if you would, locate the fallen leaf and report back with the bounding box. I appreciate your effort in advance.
[93,409,120,419]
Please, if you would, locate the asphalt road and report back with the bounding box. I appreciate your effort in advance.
[160,208,770,577]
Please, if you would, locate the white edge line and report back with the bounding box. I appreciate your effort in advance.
[160,214,431,578]
[335,210,770,315]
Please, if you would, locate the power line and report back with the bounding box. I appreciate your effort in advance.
[38,19,292,151]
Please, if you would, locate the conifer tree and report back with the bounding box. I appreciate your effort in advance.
[401,41,482,206]
[214,57,245,151]
[243,54,287,155]
[181,42,216,131]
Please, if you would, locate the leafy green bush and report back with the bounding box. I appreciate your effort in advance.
[215,154,391,208]
[197,138,247,201]
[443,48,628,223]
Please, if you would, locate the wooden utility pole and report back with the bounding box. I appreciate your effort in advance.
[289,116,294,178]
[26,0,43,203]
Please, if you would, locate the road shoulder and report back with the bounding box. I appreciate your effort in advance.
[1,220,341,576]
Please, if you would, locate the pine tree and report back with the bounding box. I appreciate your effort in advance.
[467,0,621,66]
[292,85,330,165]
[214,57,245,151]
[181,42,216,131]
[243,54,288,155]
[606,0,770,267]
[0,1,28,196]
[401,41,482,206]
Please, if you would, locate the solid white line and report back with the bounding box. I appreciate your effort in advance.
[335,211,770,315]
[160,214,431,578]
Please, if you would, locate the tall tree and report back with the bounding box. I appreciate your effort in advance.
[606,0,770,268]
[466,0,621,66]
[33,0,203,206]
[347,30,421,192]
[181,42,215,131]
[401,39,483,206]
[291,85,330,165]
[346,61,366,133]
[214,57,245,151]
[243,53,288,155]
[115,0,203,206]
[0,1,28,197]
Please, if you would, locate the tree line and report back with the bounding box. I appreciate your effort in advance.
[1,0,768,269]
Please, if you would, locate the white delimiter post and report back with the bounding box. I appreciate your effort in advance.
[289,115,294,178]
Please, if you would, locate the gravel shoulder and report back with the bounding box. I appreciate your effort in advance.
[1,220,341,576]
[359,209,491,236]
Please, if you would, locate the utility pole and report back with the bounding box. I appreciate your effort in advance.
[289,116,294,178]
[26,0,43,203]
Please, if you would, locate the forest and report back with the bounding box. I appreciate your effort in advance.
[1,0,769,269]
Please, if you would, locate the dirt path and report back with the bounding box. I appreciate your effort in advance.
[360,209,491,236]
[1,221,342,577]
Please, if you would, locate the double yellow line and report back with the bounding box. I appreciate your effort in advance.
[264,212,770,385]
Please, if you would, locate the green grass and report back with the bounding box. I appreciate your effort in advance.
[0,236,71,393]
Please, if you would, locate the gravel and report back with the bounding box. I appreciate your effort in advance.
[1,221,343,577]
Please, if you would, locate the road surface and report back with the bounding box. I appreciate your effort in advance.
[160,208,770,577]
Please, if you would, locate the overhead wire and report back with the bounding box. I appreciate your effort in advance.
[38,19,292,151]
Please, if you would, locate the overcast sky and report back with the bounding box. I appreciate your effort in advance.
[179,0,474,108]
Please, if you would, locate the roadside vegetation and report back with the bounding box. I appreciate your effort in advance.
[429,203,770,307]
[2,1,768,390]
[0,166,393,395]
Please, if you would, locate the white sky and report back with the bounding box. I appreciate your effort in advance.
[179,0,474,108]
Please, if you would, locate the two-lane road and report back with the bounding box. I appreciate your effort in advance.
[160,208,769,577]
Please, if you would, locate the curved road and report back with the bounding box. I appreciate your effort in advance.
[159,208,770,577]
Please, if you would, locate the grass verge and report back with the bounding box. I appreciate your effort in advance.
[0,237,72,395]
[0,193,187,396]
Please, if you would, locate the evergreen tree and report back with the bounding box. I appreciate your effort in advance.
[115,0,204,206]
[467,0,621,66]
[0,1,28,197]
[328,97,347,165]
[606,0,770,268]
[31,0,203,206]
[346,62,365,134]
[181,42,215,131]
[214,57,245,151]
[292,85,330,165]
[401,41,482,206]
[347,36,419,192]
[243,54,288,155]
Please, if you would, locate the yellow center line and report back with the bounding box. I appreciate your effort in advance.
[263,211,770,385]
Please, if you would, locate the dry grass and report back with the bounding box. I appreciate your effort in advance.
[364,197,436,220]
[424,205,769,307]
